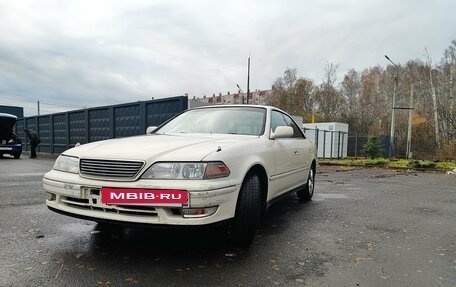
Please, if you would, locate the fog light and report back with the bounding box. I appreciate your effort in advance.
[46,192,56,201]
[181,206,218,218]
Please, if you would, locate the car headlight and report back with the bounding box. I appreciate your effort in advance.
[53,155,79,174]
[141,162,230,180]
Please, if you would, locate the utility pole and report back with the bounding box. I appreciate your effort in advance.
[385,55,399,158]
[246,56,250,104]
[37,100,40,116]
[406,84,414,158]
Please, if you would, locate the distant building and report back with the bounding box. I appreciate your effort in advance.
[195,89,273,106]
[0,105,24,118]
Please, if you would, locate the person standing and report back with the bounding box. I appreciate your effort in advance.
[24,129,41,158]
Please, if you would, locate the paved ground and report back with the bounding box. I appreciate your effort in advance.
[0,155,455,287]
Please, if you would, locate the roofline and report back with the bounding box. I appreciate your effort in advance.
[188,104,286,112]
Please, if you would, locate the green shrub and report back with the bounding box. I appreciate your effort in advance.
[362,136,383,159]
[409,160,437,169]
[365,159,388,166]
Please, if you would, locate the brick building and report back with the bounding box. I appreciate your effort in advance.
[196,89,273,106]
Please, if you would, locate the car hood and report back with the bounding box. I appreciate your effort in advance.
[63,133,257,163]
[0,115,17,131]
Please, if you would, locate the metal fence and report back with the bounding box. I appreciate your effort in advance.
[347,134,390,158]
[17,96,188,154]
[302,128,392,159]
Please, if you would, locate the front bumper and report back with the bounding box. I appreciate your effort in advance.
[43,170,241,226]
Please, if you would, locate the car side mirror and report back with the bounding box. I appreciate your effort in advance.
[146,126,158,134]
[270,126,294,139]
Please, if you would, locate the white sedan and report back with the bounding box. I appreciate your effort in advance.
[43,105,317,245]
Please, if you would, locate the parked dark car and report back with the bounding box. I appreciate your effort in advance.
[0,113,22,159]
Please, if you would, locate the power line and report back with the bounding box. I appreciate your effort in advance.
[0,91,84,109]
[0,93,36,103]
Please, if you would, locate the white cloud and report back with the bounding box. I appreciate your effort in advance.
[0,0,454,115]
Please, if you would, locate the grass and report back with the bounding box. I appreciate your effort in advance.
[320,157,456,171]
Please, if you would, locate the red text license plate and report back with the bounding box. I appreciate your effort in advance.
[101,187,188,206]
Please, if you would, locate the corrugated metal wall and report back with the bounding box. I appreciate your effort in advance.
[16,96,188,154]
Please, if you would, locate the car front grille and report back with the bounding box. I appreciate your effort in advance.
[80,159,145,180]
[61,187,160,217]
[61,196,159,217]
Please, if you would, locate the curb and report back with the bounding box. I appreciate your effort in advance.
[319,161,451,173]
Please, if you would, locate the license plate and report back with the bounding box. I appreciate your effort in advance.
[0,147,12,151]
[101,187,188,206]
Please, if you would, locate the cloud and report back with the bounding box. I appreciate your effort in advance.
[0,0,454,116]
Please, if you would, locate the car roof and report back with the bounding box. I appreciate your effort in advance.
[189,104,286,113]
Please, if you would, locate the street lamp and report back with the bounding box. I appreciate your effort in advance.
[385,55,399,158]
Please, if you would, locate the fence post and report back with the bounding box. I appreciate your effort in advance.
[330,131,334,159]
[84,109,89,144]
[66,113,70,149]
[140,101,146,134]
[355,133,358,158]
[109,106,115,139]
[337,131,341,158]
[50,115,54,154]
[323,131,326,159]
[341,132,345,158]
[315,127,319,157]
[36,116,39,152]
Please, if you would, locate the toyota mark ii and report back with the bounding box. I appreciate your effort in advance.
[43,105,317,245]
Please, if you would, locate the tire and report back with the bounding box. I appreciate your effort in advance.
[13,153,20,159]
[229,172,262,247]
[297,167,315,202]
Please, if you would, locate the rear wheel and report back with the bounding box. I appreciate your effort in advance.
[297,167,315,202]
[229,172,262,247]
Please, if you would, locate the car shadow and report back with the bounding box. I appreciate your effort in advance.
[82,193,316,258]
[259,194,315,235]
[45,194,318,285]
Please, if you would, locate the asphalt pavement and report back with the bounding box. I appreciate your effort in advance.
[0,155,455,287]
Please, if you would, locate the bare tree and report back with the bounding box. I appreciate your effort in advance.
[314,63,345,121]
[340,69,362,131]
[266,39,456,159]
[425,48,440,147]
[439,40,456,145]
[268,68,316,118]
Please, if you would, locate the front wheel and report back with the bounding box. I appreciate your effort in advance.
[229,173,262,247]
[297,167,315,202]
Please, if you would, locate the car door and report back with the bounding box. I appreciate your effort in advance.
[269,110,310,199]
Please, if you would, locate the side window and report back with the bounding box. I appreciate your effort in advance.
[271,111,289,133]
[271,110,305,139]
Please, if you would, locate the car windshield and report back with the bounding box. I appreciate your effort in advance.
[155,107,266,136]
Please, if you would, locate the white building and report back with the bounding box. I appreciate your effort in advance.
[302,122,349,159]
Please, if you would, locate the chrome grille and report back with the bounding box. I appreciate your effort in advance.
[80,159,144,179]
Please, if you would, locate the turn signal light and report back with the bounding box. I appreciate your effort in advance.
[181,206,218,218]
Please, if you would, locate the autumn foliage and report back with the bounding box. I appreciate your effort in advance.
[268,40,456,159]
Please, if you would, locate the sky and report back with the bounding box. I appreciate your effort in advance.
[0,0,454,116]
